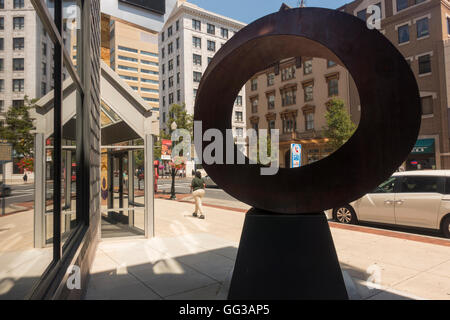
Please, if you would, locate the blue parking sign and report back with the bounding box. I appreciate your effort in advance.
[291,143,301,168]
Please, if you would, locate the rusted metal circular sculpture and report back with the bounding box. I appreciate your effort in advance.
[194,7,421,214]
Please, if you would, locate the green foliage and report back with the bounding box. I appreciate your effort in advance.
[323,98,356,151]
[166,103,193,137]
[0,96,36,158]
[155,103,193,160]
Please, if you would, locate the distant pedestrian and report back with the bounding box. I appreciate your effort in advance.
[191,171,206,219]
[23,171,28,183]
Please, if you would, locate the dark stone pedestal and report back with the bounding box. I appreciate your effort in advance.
[228,208,348,300]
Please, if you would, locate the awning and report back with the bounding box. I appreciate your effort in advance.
[411,138,435,154]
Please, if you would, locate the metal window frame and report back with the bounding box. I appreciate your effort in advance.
[28,0,90,298]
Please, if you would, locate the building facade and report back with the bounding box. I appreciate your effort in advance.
[158,1,247,152]
[0,0,73,179]
[107,17,160,112]
[245,56,355,168]
[340,0,450,170]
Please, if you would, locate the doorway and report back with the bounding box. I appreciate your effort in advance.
[101,146,146,238]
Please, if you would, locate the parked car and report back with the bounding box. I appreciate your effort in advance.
[0,183,11,197]
[203,175,218,188]
[327,170,450,238]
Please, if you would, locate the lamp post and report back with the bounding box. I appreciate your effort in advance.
[170,121,177,200]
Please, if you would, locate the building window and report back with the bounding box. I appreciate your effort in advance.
[0,79,3,92]
[282,118,296,133]
[192,19,201,31]
[141,59,158,66]
[327,60,336,68]
[177,89,180,102]
[118,65,138,72]
[282,65,296,81]
[0,0,3,9]
[13,37,24,50]
[162,96,166,107]
[207,23,215,34]
[0,17,3,30]
[161,31,164,42]
[251,97,258,113]
[14,0,24,9]
[193,36,201,48]
[118,45,138,53]
[268,120,275,130]
[13,58,24,71]
[418,54,431,74]
[193,54,202,66]
[176,20,180,31]
[162,64,165,74]
[177,72,180,84]
[207,40,216,52]
[176,55,180,67]
[235,95,242,106]
[0,100,3,113]
[141,78,158,84]
[416,18,429,38]
[12,99,24,108]
[282,88,296,106]
[169,76,173,88]
[357,9,366,21]
[42,43,47,56]
[251,78,257,91]
[168,59,173,71]
[0,58,3,71]
[162,80,165,90]
[328,78,339,97]
[193,88,198,99]
[13,79,24,92]
[267,72,275,86]
[235,127,243,137]
[267,93,275,109]
[176,37,180,49]
[168,26,173,37]
[447,17,450,35]
[306,113,314,130]
[421,96,433,115]
[41,82,46,96]
[13,17,24,30]
[235,111,243,122]
[193,71,202,82]
[396,0,407,11]
[161,48,165,58]
[303,84,313,102]
[168,42,173,54]
[119,55,138,62]
[169,92,174,104]
[303,60,312,75]
[221,28,229,39]
[398,24,410,43]
[119,75,138,81]
[208,57,212,64]
[0,38,3,50]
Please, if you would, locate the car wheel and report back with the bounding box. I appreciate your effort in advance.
[441,216,450,238]
[333,205,357,224]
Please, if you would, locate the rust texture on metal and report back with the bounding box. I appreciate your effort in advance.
[194,7,421,214]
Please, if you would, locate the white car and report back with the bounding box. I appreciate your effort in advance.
[328,170,450,238]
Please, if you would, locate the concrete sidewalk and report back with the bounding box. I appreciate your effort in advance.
[85,199,450,300]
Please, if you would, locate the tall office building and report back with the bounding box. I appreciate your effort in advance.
[107,17,160,111]
[158,1,247,148]
[0,0,72,179]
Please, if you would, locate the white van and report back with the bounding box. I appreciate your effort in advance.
[328,170,450,238]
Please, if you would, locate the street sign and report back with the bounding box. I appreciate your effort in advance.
[0,142,13,163]
[291,143,301,168]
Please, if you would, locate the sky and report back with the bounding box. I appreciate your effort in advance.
[187,0,350,24]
